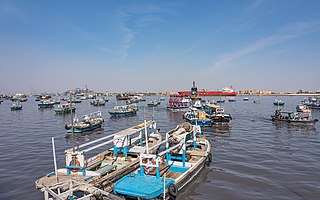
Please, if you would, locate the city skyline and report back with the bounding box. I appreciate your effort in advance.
[1,0,320,93]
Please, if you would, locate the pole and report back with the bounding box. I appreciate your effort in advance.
[70,93,75,153]
[163,173,166,199]
[51,137,60,194]
[144,108,149,154]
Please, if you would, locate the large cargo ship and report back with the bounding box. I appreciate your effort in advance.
[178,82,237,96]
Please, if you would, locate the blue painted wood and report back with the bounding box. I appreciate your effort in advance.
[169,165,189,173]
[114,173,175,199]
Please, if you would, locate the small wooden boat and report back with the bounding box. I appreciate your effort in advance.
[90,99,106,106]
[216,99,225,103]
[109,104,138,117]
[192,100,202,109]
[69,98,82,103]
[204,103,232,125]
[296,104,311,113]
[36,120,162,199]
[273,99,284,106]
[254,99,261,104]
[167,95,191,111]
[10,101,23,110]
[65,111,104,133]
[228,97,236,102]
[271,109,318,124]
[113,123,211,199]
[38,99,55,108]
[183,108,211,127]
[116,93,130,101]
[54,103,76,114]
[147,100,161,107]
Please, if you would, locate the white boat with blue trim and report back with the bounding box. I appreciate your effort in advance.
[113,122,212,199]
[35,120,162,199]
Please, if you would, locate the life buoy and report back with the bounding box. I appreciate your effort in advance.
[168,184,178,198]
[142,158,156,174]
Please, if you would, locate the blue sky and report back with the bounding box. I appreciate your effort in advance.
[1,0,320,93]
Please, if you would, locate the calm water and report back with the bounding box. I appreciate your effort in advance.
[0,96,319,200]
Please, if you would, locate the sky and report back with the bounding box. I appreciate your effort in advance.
[1,0,320,93]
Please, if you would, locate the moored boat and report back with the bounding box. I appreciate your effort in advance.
[35,120,162,199]
[243,97,249,101]
[90,98,106,106]
[271,109,318,124]
[54,103,76,114]
[113,122,211,199]
[296,104,311,113]
[228,97,236,102]
[109,104,138,117]
[183,108,211,127]
[65,111,104,133]
[10,101,23,110]
[38,99,55,108]
[273,99,284,106]
[167,95,191,111]
[147,100,161,107]
[204,103,232,125]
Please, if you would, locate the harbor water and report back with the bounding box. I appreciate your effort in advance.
[0,96,319,200]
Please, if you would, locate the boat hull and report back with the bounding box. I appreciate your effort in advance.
[66,123,102,133]
[38,103,55,108]
[271,116,318,124]
[109,110,137,117]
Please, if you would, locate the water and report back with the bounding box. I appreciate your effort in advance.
[0,96,319,200]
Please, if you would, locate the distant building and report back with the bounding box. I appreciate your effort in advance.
[239,90,272,95]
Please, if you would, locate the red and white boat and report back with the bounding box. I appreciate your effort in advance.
[179,85,237,96]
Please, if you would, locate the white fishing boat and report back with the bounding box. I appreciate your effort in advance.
[113,122,212,199]
[35,120,162,199]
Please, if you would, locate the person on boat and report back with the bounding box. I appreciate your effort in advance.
[69,155,81,169]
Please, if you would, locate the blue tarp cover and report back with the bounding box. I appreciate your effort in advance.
[114,173,175,199]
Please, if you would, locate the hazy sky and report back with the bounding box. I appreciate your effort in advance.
[1,0,320,93]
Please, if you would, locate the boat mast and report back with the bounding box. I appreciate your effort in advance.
[70,93,75,153]
[144,108,149,155]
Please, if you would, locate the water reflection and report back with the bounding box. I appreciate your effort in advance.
[272,121,317,134]
[208,124,231,136]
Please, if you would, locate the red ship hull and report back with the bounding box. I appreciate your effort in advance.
[178,91,237,96]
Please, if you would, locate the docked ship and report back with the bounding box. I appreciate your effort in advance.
[179,82,237,96]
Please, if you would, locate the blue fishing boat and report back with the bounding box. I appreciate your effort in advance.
[65,111,104,133]
[114,122,212,199]
[183,108,212,127]
[109,104,138,117]
[38,99,55,108]
[36,120,162,199]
